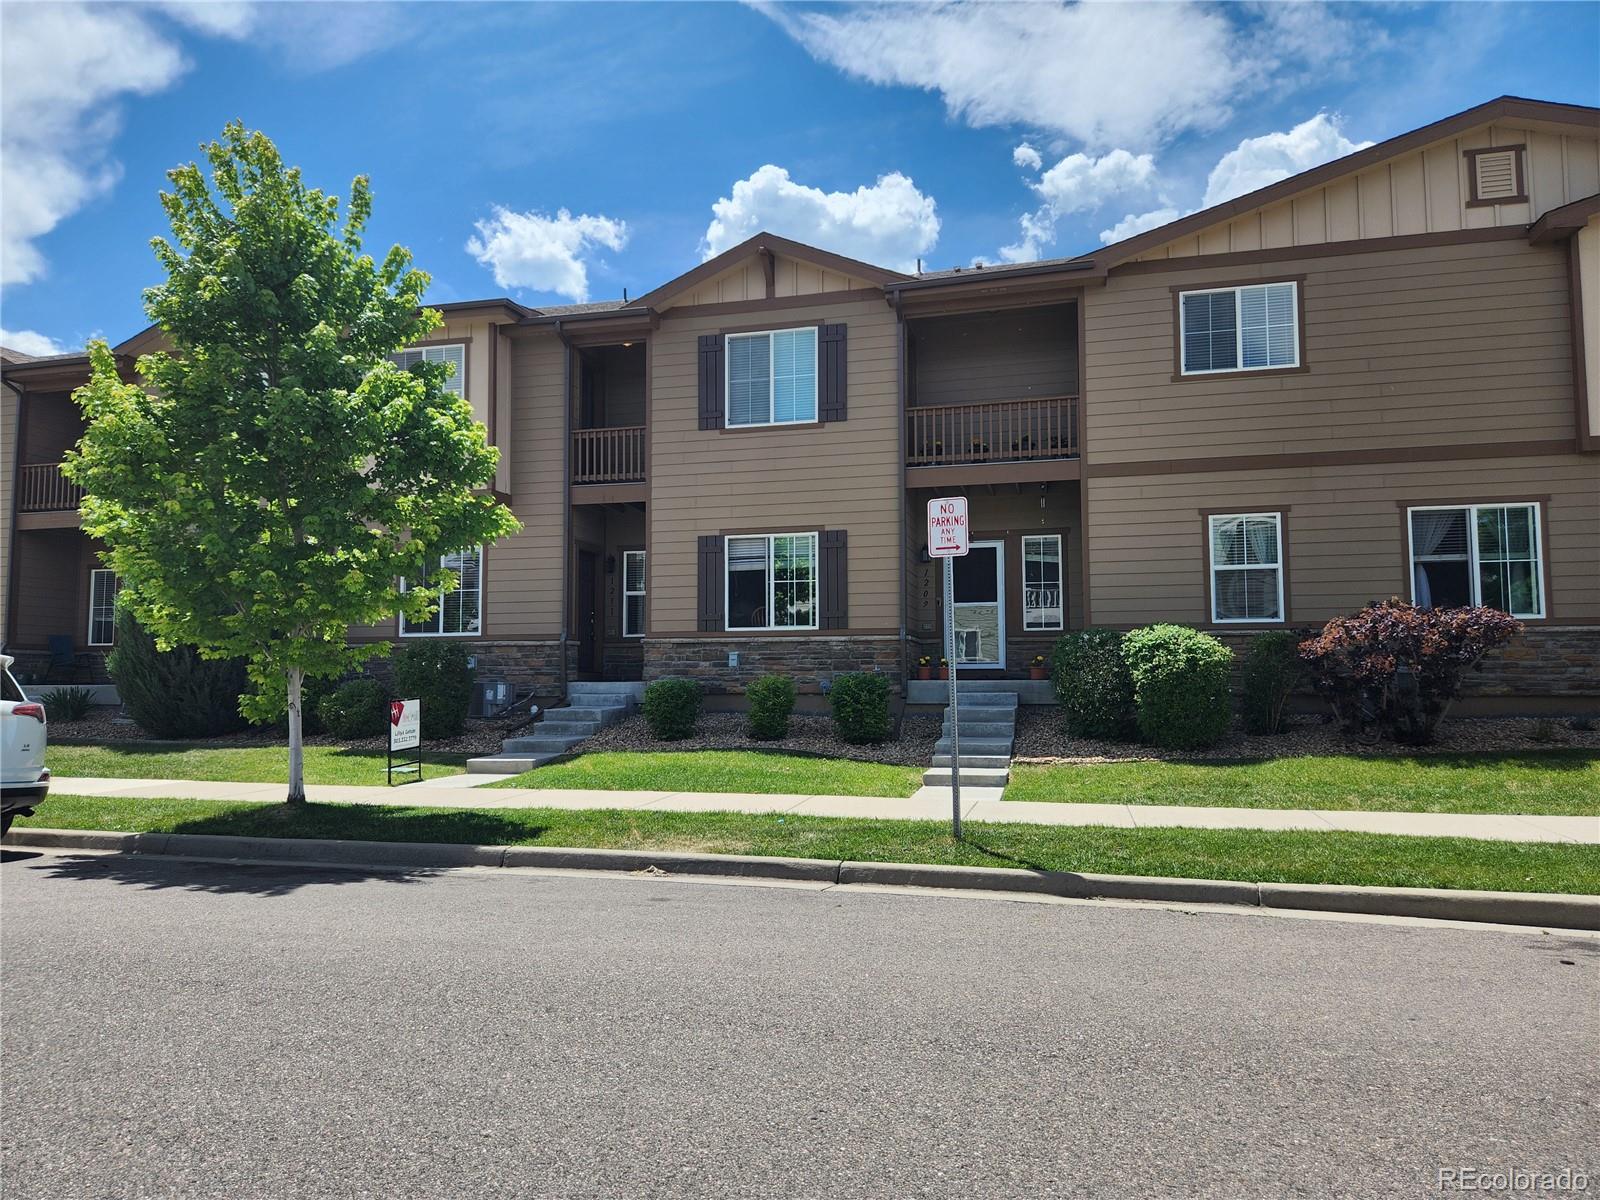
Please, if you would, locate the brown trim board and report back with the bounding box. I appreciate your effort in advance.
[905,459,1082,489]
[1112,226,1527,278]
[1084,439,1579,479]
[662,290,882,321]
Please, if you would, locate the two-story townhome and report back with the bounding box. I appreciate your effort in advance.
[4,95,1597,713]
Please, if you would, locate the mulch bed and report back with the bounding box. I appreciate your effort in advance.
[1010,708,1600,764]
[574,712,944,768]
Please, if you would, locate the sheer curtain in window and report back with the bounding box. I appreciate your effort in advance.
[1410,509,1464,608]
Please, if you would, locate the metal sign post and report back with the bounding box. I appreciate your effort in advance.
[926,496,970,840]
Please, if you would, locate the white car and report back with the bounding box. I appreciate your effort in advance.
[1,654,50,835]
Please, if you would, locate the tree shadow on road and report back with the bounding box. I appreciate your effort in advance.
[13,851,446,898]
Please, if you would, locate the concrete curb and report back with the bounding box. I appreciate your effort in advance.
[6,828,1597,930]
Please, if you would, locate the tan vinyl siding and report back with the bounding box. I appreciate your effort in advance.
[648,295,900,634]
[657,254,874,311]
[1127,124,1598,261]
[909,305,1078,406]
[1085,455,1600,627]
[1085,238,1576,464]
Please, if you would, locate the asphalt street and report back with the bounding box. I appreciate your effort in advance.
[3,849,1596,1199]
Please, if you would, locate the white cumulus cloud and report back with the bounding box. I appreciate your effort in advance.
[466,207,629,302]
[701,164,939,273]
[760,1,1343,151]
[1200,112,1373,207]
[1012,143,1042,171]
[0,328,72,357]
[1000,148,1157,262]
[1097,112,1372,247]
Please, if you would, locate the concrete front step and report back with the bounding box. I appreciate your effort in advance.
[929,754,1011,769]
[939,705,1017,722]
[921,766,1011,787]
[569,681,645,699]
[945,692,1020,709]
[543,705,627,724]
[939,720,1015,739]
[933,738,1013,756]
[906,679,1053,706]
[465,753,557,773]
[502,732,589,754]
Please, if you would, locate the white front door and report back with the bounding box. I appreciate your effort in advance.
[952,541,1005,669]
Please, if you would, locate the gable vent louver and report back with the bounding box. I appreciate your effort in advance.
[1468,147,1523,204]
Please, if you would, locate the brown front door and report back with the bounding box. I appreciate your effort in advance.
[576,549,599,675]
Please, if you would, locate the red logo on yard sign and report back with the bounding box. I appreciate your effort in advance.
[390,701,405,726]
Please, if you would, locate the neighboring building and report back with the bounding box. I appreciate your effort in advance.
[4,95,1598,711]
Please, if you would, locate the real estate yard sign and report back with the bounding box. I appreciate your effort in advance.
[927,497,968,839]
[388,698,422,785]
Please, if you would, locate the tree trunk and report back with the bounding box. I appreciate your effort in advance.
[286,666,306,805]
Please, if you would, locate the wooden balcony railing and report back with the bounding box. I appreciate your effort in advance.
[18,462,84,513]
[571,425,645,484]
[907,396,1079,468]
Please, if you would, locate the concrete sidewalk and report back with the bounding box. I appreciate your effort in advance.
[47,775,1600,845]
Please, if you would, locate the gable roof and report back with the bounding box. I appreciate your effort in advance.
[632,231,909,310]
[1092,95,1600,271]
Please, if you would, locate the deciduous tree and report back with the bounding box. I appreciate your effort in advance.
[67,123,519,802]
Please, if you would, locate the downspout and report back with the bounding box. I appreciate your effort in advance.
[557,320,572,699]
[2,377,25,652]
[894,292,909,700]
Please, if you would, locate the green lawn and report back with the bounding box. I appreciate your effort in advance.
[490,750,924,797]
[1007,751,1600,816]
[46,743,468,788]
[15,794,1600,895]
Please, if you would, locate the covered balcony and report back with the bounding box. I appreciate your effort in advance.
[904,302,1081,486]
[570,341,646,496]
[18,462,84,514]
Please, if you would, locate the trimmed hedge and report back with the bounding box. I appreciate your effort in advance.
[391,641,473,739]
[830,672,890,745]
[1240,630,1301,735]
[746,674,795,740]
[643,678,702,740]
[107,607,251,739]
[317,678,389,741]
[1049,629,1136,740]
[1122,624,1233,750]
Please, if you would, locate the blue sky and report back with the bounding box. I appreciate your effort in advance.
[2,0,1597,354]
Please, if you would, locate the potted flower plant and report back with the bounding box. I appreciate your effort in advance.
[938,657,950,681]
[916,655,933,681]
[1029,654,1049,681]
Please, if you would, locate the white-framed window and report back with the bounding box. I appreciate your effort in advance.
[1408,503,1544,618]
[390,343,466,396]
[1180,282,1299,375]
[1208,513,1285,623]
[400,546,483,636]
[726,533,818,631]
[1022,534,1064,631]
[726,327,818,427]
[622,550,646,639]
[87,568,120,646]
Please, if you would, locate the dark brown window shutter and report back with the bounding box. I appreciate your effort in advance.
[698,334,724,430]
[697,535,725,631]
[820,529,848,629]
[818,323,847,422]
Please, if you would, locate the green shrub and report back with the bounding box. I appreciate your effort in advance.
[1121,624,1234,750]
[642,678,702,740]
[830,672,890,745]
[317,678,389,741]
[43,686,95,723]
[390,641,474,739]
[1050,629,1136,740]
[1240,630,1302,735]
[107,607,251,738]
[746,674,795,740]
